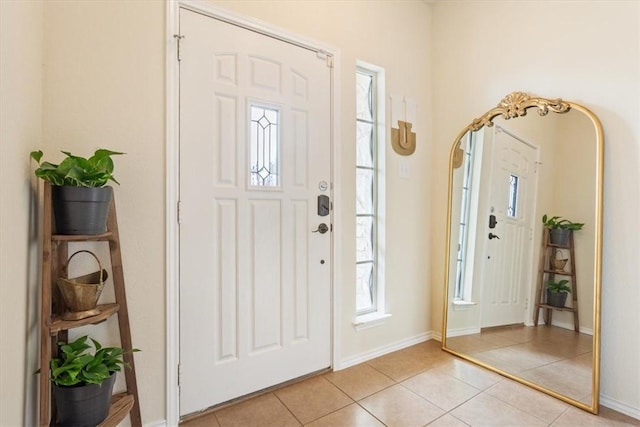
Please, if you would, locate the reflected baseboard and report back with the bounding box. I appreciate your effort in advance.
[601,394,640,421]
[551,320,593,336]
[526,319,594,336]
[446,327,480,338]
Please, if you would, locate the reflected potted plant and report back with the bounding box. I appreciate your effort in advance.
[541,214,584,246]
[546,279,572,308]
[30,149,124,235]
[43,335,138,426]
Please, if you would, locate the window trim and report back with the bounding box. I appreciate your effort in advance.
[355,61,388,326]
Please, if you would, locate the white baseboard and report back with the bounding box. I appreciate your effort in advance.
[337,331,440,370]
[600,394,640,421]
[156,331,441,424]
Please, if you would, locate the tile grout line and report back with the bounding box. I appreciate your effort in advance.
[271,391,306,426]
[353,400,389,426]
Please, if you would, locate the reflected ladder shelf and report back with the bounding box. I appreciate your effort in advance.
[533,229,580,332]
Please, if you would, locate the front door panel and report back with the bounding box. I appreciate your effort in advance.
[178,9,332,415]
[481,127,537,328]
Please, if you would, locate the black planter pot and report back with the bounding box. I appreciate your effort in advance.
[52,186,112,235]
[546,290,568,308]
[52,373,116,426]
[549,229,571,246]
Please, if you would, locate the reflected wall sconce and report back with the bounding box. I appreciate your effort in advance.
[452,146,464,169]
[390,95,417,156]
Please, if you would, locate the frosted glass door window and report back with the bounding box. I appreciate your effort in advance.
[250,105,280,187]
[507,174,519,218]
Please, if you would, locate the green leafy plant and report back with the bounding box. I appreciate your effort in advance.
[46,335,139,387]
[30,149,125,187]
[546,279,572,294]
[541,214,584,231]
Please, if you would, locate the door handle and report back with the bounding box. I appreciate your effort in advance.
[313,223,329,234]
[488,232,500,240]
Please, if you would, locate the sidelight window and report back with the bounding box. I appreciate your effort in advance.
[355,65,385,317]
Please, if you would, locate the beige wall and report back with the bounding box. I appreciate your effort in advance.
[41,1,166,424]
[431,0,640,414]
[2,0,638,425]
[0,1,43,426]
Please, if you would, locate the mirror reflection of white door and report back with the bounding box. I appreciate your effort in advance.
[178,9,332,416]
[481,127,538,328]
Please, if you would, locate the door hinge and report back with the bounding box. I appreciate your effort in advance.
[534,161,543,173]
[326,55,334,68]
[178,363,183,387]
[174,34,185,62]
[177,200,182,224]
[317,50,333,68]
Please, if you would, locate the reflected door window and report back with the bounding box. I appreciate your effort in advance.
[455,133,477,300]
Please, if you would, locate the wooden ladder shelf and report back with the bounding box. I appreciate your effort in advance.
[38,182,141,427]
[533,228,580,332]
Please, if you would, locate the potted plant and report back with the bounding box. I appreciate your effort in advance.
[30,149,124,234]
[541,214,584,246]
[44,335,138,426]
[546,279,572,308]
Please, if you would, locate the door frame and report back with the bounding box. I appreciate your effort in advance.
[166,1,341,423]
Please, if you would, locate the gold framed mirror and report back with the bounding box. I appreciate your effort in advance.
[441,92,603,414]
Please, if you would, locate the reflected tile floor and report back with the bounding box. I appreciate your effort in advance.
[182,340,639,427]
[447,325,593,404]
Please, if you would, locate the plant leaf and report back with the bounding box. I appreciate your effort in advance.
[30,150,43,164]
[31,149,124,187]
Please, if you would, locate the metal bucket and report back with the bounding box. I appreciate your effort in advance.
[56,250,108,320]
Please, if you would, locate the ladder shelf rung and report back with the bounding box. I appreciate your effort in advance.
[50,303,120,334]
[538,303,576,312]
[543,269,573,275]
[547,242,571,249]
[52,231,113,242]
[97,393,135,427]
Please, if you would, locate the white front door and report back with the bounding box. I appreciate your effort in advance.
[481,126,538,328]
[178,9,332,416]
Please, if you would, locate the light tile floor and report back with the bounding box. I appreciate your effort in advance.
[182,340,639,426]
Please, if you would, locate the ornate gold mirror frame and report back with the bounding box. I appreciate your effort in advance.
[441,92,603,414]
